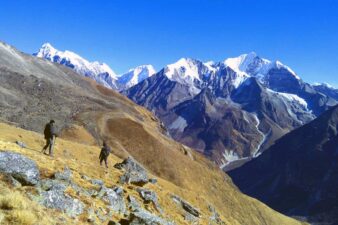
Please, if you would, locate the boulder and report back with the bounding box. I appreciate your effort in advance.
[0,151,40,185]
[54,166,72,182]
[35,177,84,217]
[102,186,126,214]
[115,157,148,185]
[38,187,84,217]
[129,209,175,225]
[128,195,142,212]
[137,188,162,213]
[171,195,200,218]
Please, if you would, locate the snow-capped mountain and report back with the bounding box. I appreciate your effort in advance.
[34,43,156,91]
[125,53,337,170]
[312,82,338,101]
[34,43,119,89]
[118,65,156,90]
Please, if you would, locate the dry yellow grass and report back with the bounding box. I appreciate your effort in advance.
[0,122,307,225]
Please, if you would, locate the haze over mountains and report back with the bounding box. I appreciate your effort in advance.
[34,43,338,170]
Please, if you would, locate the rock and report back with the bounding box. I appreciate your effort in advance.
[171,195,200,218]
[149,178,158,184]
[102,186,126,214]
[91,179,104,187]
[35,178,84,217]
[115,157,149,185]
[0,151,40,185]
[15,141,27,148]
[80,174,90,181]
[54,166,72,182]
[208,205,225,225]
[6,175,22,188]
[128,195,142,212]
[129,209,175,225]
[87,207,96,223]
[39,188,84,217]
[137,188,162,213]
[39,178,68,192]
[184,213,198,223]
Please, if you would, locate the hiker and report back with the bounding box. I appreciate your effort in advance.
[42,120,57,156]
[99,141,111,168]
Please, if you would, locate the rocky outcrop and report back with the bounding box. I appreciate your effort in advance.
[129,209,175,225]
[0,151,40,185]
[100,186,126,214]
[115,157,149,185]
[171,195,200,218]
[137,188,162,213]
[54,166,72,182]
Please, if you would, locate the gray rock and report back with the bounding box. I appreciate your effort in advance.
[128,195,142,212]
[0,151,40,185]
[35,178,84,217]
[39,188,84,217]
[39,178,68,192]
[87,207,96,223]
[15,141,26,148]
[184,213,198,224]
[129,208,175,225]
[149,178,158,184]
[54,166,72,182]
[171,195,200,218]
[80,174,91,181]
[115,157,149,185]
[91,179,104,187]
[208,205,225,225]
[137,188,162,213]
[102,186,126,214]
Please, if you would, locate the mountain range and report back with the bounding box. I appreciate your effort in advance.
[0,40,306,225]
[229,104,338,224]
[34,43,156,90]
[125,54,337,170]
[33,43,338,170]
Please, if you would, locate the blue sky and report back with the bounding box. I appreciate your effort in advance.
[0,0,337,86]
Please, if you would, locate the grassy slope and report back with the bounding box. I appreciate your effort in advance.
[0,122,306,225]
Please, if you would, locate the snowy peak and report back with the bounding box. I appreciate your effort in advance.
[117,65,156,89]
[224,52,300,80]
[34,43,118,89]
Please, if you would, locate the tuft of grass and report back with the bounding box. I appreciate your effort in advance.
[6,210,37,225]
[0,191,28,210]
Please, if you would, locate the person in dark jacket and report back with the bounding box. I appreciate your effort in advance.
[42,120,57,157]
[99,141,111,168]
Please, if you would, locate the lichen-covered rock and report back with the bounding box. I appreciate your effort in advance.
[171,195,200,218]
[38,188,84,217]
[137,188,162,213]
[34,177,84,217]
[0,151,40,185]
[129,209,175,225]
[54,166,72,182]
[128,195,142,212]
[115,157,148,185]
[102,186,126,214]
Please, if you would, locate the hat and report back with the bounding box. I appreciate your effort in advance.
[50,120,55,123]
